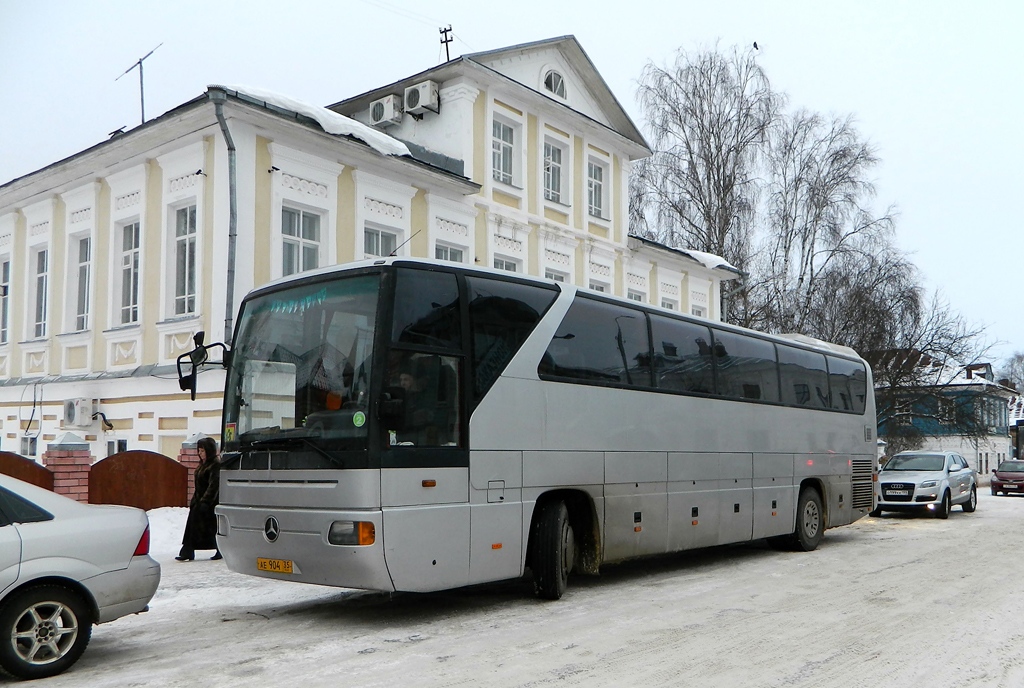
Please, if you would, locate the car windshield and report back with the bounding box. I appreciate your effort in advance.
[997,461,1024,473]
[884,454,945,472]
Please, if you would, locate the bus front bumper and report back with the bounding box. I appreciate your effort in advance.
[215,504,395,592]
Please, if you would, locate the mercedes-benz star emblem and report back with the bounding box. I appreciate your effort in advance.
[264,516,280,543]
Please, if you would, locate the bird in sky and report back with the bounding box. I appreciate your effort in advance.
[753,41,759,50]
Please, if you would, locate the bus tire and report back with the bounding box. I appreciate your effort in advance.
[531,500,574,600]
[792,487,824,552]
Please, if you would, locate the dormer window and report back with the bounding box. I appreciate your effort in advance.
[544,70,566,98]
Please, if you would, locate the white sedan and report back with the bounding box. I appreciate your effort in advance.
[872,451,978,519]
[0,473,161,680]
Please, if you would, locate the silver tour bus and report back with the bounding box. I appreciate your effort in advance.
[178,258,877,599]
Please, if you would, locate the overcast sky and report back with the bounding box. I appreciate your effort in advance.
[2,0,1020,362]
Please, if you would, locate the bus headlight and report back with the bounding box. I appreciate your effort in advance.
[328,520,375,546]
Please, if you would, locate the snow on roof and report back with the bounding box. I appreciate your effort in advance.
[1008,395,1024,425]
[211,84,410,158]
[677,248,739,273]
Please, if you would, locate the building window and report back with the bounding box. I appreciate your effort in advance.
[75,237,91,330]
[492,119,515,185]
[544,269,567,283]
[365,226,397,258]
[494,257,518,273]
[120,222,140,324]
[587,160,606,218]
[691,305,707,318]
[282,207,320,276]
[543,70,566,98]
[589,280,606,293]
[174,205,197,315]
[544,141,564,203]
[1,258,9,343]
[661,298,677,311]
[435,244,464,263]
[32,248,49,337]
[627,289,644,303]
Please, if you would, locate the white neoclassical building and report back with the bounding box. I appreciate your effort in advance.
[0,36,740,461]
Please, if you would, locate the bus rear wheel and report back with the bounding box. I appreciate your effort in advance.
[791,487,824,552]
[531,500,575,600]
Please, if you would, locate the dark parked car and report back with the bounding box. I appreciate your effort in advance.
[991,461,1024,496]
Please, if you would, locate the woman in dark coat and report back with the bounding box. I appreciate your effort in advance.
[176,436,222,561]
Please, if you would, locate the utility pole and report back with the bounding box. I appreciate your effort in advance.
[439,26,453,62]
[116,43,162,125]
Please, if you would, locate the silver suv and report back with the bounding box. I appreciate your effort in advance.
[872,451,978,519]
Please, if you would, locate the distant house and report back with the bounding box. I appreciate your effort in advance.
[1007,395,1024,459]
[874,353,1014,474]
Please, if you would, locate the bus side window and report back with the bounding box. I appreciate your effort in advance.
[711,330,780,403]
[827,356,868,414]
[649,314,714,394]
[388,352,462,447]
[467,276,557,404]
[540,297,651,387]
[778,344,829,408]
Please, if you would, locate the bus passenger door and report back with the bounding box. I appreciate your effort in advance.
[467,451,523,585]
[381,466,470,592]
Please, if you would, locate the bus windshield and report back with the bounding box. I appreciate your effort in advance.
[223,274,379,462]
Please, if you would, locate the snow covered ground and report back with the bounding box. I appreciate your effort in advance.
[16,492,1024,687]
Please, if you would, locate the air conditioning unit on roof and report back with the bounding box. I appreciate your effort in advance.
[404,80,439,116]
[64,398,93,428]
[369,94,403,127]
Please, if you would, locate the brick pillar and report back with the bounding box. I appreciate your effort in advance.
[178,437,202,503]
[43,433,93,503]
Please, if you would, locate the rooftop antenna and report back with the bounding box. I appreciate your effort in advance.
[116,43,163,125]
[439,25,453,62]
[389,230,421,256]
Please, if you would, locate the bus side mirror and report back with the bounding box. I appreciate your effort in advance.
[379,386,406,430]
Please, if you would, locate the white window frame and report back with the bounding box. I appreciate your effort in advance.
[72,235,91,331]
[543,70,567,99]
[31,247,49,338]
[364,224,399,258]
[691,305,707,318]
[172,204,197,316]
[118,221,141,325]
[492,117,516,186]
[494,256,519,273]
[589,280,607,293]
[661,298,677,311]
[544,269,567,283]
[587,158,608,219]
[627,289,645,303]
[543,139,567,204]
[282,205,323,276]
[435,243,465,263]
[0,256,9,344]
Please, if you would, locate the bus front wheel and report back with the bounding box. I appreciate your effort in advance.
[532,500,575,600]
[792,487,824,552]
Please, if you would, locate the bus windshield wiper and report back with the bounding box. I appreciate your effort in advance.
[241,428,344,468]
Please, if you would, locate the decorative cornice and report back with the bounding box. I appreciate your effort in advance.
[437,218,469,237]
[114,191,141,211]
[495,234,523,253]
[282,173,329,199]
[589,261,611,278]
[660,282,679,296]
[30,221,50,236]
[627,272,647,287]
[168,173,198,194]
[691,290,709,305]
[365,197,403,219]
[545,249,570,266]
[69,207,93,225]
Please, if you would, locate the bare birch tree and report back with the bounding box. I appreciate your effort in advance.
[749,109,896,334]
[631,45,781,277]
